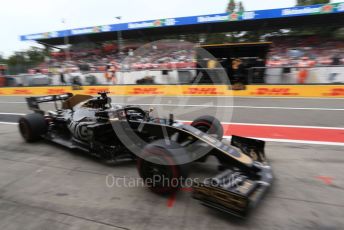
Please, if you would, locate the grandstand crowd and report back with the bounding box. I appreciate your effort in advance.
[35,42,196,74]
[266,36,344,67]
[29,36,344,77]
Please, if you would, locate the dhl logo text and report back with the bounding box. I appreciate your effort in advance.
[251,88,298,96]
[129,88,163,95]
[183,87,224,95]
[323,88,344,96]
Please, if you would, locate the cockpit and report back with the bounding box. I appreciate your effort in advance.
[81,98,111,109]
[80,92,112,110]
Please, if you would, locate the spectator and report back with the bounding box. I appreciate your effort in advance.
[266,36,344,67]
[297,57,314,84]
[332,53,341,65]
[59,67,66,85]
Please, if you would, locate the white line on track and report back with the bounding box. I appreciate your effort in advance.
[1,113,343,130]
[0,114,342,146]
[0,100,343,111]
[229,122,344,130]
[111,103,344,111]
[0,112,26,115]
[0,101,342,111]
[232,96,344,100]
[0,120,342,146]
[233,106,344,111]
[2,95,344,99]
[179,120,344,130]
[223,136,344,146]
[0,121,17,125]
[0,102,26,104]
[0,102,55,104]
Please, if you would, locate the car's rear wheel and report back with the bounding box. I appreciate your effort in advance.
[19,113,48,142]
[137,140,190,194]
[191,115,223,140]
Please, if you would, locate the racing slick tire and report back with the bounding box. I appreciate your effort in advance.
[191,115,223,140]
[137,140,190,194]
[19,113,47,142]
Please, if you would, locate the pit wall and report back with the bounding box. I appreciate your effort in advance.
[265,67,344,84]
[0,85,343,98]
[5,66,344,87]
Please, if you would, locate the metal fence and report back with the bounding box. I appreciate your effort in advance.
[248,66,344,84]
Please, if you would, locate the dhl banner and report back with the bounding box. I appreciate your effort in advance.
[0,85,343,98]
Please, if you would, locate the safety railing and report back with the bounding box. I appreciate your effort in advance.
[0,68,227,87]
[248,66,344,85]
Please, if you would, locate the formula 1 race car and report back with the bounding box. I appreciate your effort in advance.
[19,92,273,218]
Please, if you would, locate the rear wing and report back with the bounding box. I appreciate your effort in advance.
[26,93,73,113]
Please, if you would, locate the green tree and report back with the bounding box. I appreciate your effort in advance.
[26,47,46,64]
[0,54,5,63]
[296,0,330,6]
[226,0,236,13]
[238,1,245,12]
[5,47,47,74]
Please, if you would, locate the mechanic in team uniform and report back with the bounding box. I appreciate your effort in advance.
[227,58,246,90]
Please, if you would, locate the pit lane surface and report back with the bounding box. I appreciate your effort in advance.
[0,96,343,229]
[0,123,343,230]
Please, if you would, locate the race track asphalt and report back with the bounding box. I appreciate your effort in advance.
[0,96,343,127]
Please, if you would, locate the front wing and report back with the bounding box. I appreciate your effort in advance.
[192,135,273,218]
[192,165,273,218]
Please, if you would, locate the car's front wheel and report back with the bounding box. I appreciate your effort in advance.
[137,140,190,194]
